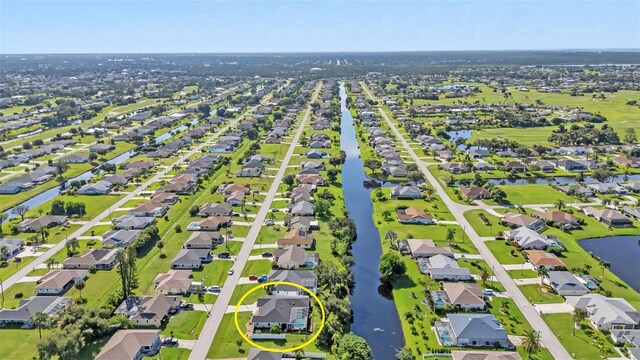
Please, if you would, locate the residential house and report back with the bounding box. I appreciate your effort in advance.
[501,212,545,231]
[0,238,24,259]
[62,249,120,270]
[402,239,453,258]
[95,330,161,360]
[112,215,156,230]
[583,207,633,227]
[192,216,231,231]
[459,186,490,200]
[78,180,112,195]
[198,202,233,217]
[533,209,580,229]
[440,313,512,348]
[426,254,472,281]
[440,282,486,311]
[36,270,88,295]
[534,160,555,172]
[556,184,594,197]
[251,297,310,331]
[277,229,314,249]
[171,249,212,269]
[284,216,318,232]
[184,232,221,249]
[547,271,590,296]
[268,270,317,296]
[390,186,422,199]
[115,295,181,327]
[504,161,526,172]
[622,206,640,220]
[525,250,565,270]
[102,229,141,248]
[288,201,314,216]
[396,207,435,224]
[566,294,640,331]
[441,162,469,174]
[274,246,319,269]
[129,203,169,218]
[0,296,71,326]
[153,270,194,295]
[504,227,556,250]
[18,215,67,232]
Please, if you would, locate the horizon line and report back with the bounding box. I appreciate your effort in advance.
[3,48,640,56]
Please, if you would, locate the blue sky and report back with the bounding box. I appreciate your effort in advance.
[1,1,638,54]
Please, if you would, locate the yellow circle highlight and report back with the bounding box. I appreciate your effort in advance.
[233,280,326,353]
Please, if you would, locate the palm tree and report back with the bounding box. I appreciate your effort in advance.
[446,228,456,246]
[45,258,57,270]
[30,312,52,339]
[156,241,164,256]
[598,259,610,279]
[582,264,592,274]
[572,308,587,336]
[294,349,305,360]
[74,279,85,300]
[66,237,79,255]
[555,199,566,210]
[537,266,549,286]
[0,246,9,262]
[521,329,541,359]
[479,267,491,284]
[384,230,398,250]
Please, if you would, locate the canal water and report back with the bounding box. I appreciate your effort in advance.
[340,83,404,358]
[579,235,640,292]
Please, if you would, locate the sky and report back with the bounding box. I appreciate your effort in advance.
[1,0,638,54]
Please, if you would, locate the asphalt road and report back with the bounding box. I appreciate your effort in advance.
[361,83,572,360]
[1,100,260,291]
[187,83,321,360]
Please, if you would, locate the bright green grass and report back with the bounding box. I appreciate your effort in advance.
[161,310,207,340]
[485,240,526,264]
[542,313,618,360]
[518,284,565,304]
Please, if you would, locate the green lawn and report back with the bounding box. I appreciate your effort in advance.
[161,310,207,340]
[485,184,576,206]
[542,313,618,360]
[485,240,526,264]
[518,284,565,304]
[463,209,510,237]
[147,348,191,360]
[0,328,50,360]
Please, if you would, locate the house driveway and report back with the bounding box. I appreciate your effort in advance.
[513,278,540,285]
[502,263,534,271]
[17,276,41,283]
[534,302,573,314]
[226,303,257,314]
[453,253,483,260]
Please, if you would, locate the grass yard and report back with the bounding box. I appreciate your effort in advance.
[0,329,50,360]
[161,310,207,340]
[485,184,575,206]
[463,209,510,237]
[485,240,526,264]
[542,313,618,360]
[148,348,191,360]
[518,284,565,304]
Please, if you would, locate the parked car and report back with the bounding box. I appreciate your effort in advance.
[271,208,279,212]
[264,219,274,226]
[483,289,495,296]
[257,275,269,283]
[228,269,235,275]
[248,274,257,281]
[208,285,221,293]
[261,252,273,258]
[163,337,179,347]
[182,303,194,310]
[218,252,230,259]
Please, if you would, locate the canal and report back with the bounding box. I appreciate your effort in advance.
[339,82,404,358]
[579,235,640,292]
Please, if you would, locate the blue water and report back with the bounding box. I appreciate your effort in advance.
[579,236,640,292]
[340,83,404,358]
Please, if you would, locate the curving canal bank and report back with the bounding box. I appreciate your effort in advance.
[339,82,404,358]
[579,235,640,292]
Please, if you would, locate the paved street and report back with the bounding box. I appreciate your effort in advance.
[187,83,322,360]
[362,83,572,360]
